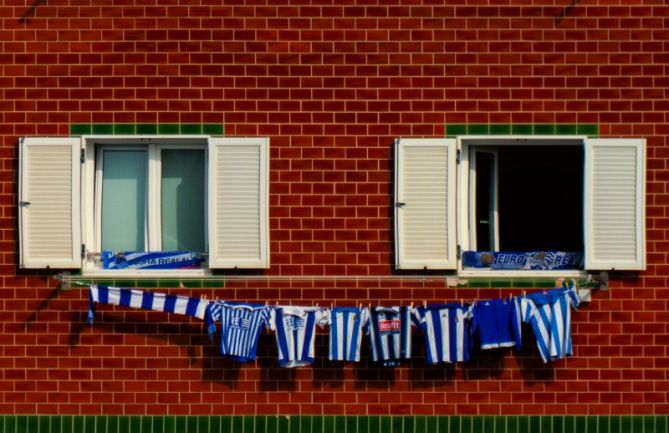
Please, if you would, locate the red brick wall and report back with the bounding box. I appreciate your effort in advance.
[2,0,668,415]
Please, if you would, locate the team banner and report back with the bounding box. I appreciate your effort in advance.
[101,251,203,270]
[462,251,583,270]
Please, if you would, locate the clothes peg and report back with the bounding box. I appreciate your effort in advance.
[359,302,363,310]
[423,300,427,308]
[330,302,334,309]
[523,290,527,297]
[460,298,464,307]
[410,301,414,309]
[509,293,513,301]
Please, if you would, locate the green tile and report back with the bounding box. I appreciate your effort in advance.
[181,124,203,134]
[181,280,203,288]
[495,416,507,433]
[489,280,512,288]
[507,416,518,433]
[643,416,655,433]
[278,416,289,433]
[203,280,226,288]
[621,417,631,433]
[113,124,136,134]
[71,124,92,135]
[49,416,62,433]
[472,417,483,433]
[404,417,414,433]
[92,124,114,135]
[380,416,391,433]
[541,416,552,433]
[72,417,84,433]
[518,416,529,433]
[96,416,107,433]
[563,416,575,433]
[464,279,491,288]
[529,416,541,433]
[415,416,426,433]
[139,416,151,433]
[129,416,142,433]
[221,416,233,433]
[300,416,312,433]
[577,124,598,136]
[137,124,158,134]
[347,416,358,433]
[586,416,597,433]
[555,124,577,135]
[467,124,489,135]
[312,416,323,433]
[27,416,38,433]
[253,416,264,433]
[60,417,72,433]
[445,124,467,136]
[202,124,224,135]
[323,416,335,433]
[534,124,556,135]
[511,124,533,134]
[449,416,461,433]
[490,124,512,135]
[462,416,473,433]
[158,123,180,135]
[632,416,643,433]
[426,417,437,433]
[656,417,667,433]
[391,417,403,433]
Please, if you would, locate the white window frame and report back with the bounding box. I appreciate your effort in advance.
[457,136,588,278]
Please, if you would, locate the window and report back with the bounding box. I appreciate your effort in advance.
[19,136,269,273]
[394,136,646,274]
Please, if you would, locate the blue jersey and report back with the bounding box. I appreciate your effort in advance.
[521,287,580,363]
[364,306,412,367]
[414,304,474,364]
[88,285,209,325]
[327,307,367,362]
[472,298,522,350]
[271,306,328,368]
[206,301,272,363]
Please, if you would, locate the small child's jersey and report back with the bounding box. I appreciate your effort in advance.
[521,286,580,363]
[206,301,272,363]
[414,304,474,364]
[472,298,522,350]
[327,307,368,362]
[364,306,413,367]
[270,306,328,368]
[88,285,209,325]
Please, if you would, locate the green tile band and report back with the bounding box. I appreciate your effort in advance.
[445,124,599,136]
[0,416,666,433]
[69,124,224,136]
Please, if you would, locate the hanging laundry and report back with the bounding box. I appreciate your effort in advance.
[327,306,368,362]
[472,298,522,350]
[270,306,329,368]
[521,286,580,363]
[364,306,413,367]
[414,303,474,364]
[87,285,209,325]
[206,301,272,363]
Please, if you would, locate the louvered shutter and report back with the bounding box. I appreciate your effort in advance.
[19,137,82,269]
[394,138,457,269]
[208,137,269,268]
[584,138,645,270]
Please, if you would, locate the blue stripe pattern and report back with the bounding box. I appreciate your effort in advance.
[365,306,412,367]
[328,307,365,362]
[271,306,327,368]
[88,285,210,325]
[414,304,474,364]
[206,301,272,363]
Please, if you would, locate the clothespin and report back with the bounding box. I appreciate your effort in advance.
[571,278,577,289]
[509,293,513,301]
[330,302,334,309]
[460,298,464,307]
[359,302,363,310]
[523,290,527,297]
[315,302,319,308]
[423,300,427,308]
[555,278,564,289]
[410,301,414,309]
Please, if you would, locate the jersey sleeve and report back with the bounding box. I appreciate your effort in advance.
[267,306,277,332]
[316,308,330,329]
[204,302,220,338]
[566,286,580,310]
[520,296,535,323]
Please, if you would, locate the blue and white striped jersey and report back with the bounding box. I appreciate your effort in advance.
[414,304,474,364]
[206,301,272,363]
[521,286,580,363]
[270,306,328,368]
[327,307,368,362]
[88,285,209,325]
[472,298,522,350]
[364,306,413,367]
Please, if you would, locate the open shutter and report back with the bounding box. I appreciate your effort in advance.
[19,137,82,269]
[394,138,457,269]
[584,138,645,270]
[208,137,269,268]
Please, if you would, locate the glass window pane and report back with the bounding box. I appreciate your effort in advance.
[101,150,147,252]
[161,149,205,252]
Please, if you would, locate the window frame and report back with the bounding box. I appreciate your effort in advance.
[457,135,588,278]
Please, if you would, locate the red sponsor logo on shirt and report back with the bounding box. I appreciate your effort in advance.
[378,319,401,333]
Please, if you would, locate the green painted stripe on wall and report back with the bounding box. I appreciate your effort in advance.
[69,124,224,136]
[0,416,666,433]
[444,124,599,136]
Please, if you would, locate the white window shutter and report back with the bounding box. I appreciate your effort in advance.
[208,137,269,268]
[584,138,645,270]
[394,138,457,269]
[19,137,82,269]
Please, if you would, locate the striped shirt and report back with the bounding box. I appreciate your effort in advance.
[270,306,328,368]
[414,304,474,364]
[521,287,580,363]
[364,306,413,367]
[327,307,367,362]
[206,301,272,363]
[88,285,209,325]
